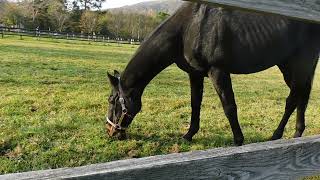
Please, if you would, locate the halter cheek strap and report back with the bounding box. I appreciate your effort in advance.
[106,115,127,130]
[106,77,132,131]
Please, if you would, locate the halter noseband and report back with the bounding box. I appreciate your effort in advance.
[106,77,132,131]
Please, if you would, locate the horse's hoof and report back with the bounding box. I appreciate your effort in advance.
[234,137,244,146]
[271,136,280,141]
[182,134,193,142]
[234,141,243,146]
[271,132,283,141]
[293,132,302,138]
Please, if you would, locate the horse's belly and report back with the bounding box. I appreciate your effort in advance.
[227,41,294,74]
[228,58,279,74]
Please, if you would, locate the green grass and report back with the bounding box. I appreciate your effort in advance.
[304,176,320,180]
[1,35,320,175]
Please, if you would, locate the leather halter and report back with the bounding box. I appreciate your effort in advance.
[106,77,132,131]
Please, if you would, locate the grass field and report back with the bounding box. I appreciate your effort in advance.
[1,36,320,175]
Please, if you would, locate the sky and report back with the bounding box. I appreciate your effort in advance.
[103,0,155,9]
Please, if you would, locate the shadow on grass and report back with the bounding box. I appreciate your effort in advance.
[126,128,270,151]
[0,138,18,156]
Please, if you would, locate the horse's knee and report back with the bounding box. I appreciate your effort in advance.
[285,94,297,108]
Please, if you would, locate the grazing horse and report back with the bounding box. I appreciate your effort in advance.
[106,2,319,145]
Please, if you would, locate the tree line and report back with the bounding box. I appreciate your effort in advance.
[0,0,170,40]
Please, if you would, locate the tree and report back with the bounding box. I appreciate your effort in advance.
[98,11,111,36]
[80,10,99,34]
[0,0,171,37]
[0,0,7,24]
[0,2,25,27]
[47,0,69,32]
[27,0,49,23]
[72,0,106,10]
[99,11,165,40]
[17,0,51,28]
[67,8,82,32]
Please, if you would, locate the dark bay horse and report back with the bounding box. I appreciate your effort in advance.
[106,2,319,145]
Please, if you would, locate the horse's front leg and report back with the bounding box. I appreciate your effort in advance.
[208,67,244,146]
[183,73,204,141]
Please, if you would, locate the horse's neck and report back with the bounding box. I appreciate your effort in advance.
[121,17,182,96]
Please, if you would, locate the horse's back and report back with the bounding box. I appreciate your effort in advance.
[181,3,320,74]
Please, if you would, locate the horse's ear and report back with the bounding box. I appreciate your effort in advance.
[114,70,120,78]
[107,72,118,88]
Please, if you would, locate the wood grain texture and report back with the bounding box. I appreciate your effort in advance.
[184,0,320,23]
[1,136,320,180]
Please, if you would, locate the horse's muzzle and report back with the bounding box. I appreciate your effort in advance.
[106,123,127,140]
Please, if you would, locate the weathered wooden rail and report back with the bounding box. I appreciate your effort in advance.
[1,136,320,179]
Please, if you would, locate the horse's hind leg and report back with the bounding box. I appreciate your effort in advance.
[273,51,318,140]
[292,60,318,138]
[293,81,312,138]
[272,64,298,140]
[183,73,204,141]
[208,68,244,146]
[291,53,318,138]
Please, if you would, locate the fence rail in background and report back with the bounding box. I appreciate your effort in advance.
[185,0,320,23]
[1,136,320,179]
[0,26,141,45]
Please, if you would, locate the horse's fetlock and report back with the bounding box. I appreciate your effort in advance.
[295,124,305,136]
[191,125,200,132]
[183,133,193,142]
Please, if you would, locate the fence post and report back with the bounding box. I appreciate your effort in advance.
[1,29,3,38]
[36,30,40,40]
[17,28,21,40]
[117,38,120,46]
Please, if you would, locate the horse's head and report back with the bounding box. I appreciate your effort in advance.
[106,70,141,140]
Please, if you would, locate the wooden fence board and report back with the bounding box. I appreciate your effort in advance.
[1,135,320,180]
[184,0,320,23]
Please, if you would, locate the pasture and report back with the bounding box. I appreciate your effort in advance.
[1,36,320,174]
